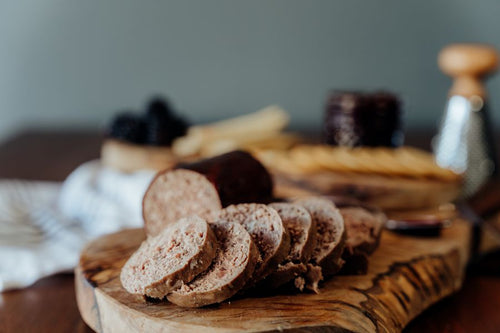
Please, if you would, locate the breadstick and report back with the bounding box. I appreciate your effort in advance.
[172,105,289,156]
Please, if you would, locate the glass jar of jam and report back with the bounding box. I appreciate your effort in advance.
[323,91,403,147]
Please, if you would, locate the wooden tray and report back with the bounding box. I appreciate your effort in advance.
[76,220,471,332]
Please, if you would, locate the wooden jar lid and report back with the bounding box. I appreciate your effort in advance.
[438,44,498,97]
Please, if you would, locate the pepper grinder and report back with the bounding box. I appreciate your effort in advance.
[434,44,499,197]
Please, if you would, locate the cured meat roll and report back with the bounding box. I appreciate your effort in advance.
[143,150,274,236]
[177,150,273,207]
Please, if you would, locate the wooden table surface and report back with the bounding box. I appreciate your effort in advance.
[1,129,500,333]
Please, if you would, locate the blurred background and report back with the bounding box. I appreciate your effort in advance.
[1,0,500,142]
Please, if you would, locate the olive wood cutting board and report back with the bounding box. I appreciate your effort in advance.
[76,218,472,333]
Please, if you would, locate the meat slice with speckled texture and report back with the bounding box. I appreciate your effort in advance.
[168,220,259,307]
[339,207,386,274]
[120,216,217,299]
[294,197,345,293]
[216,204,290,283]
[262,203,316,289]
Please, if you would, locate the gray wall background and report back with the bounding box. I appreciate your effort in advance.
[1,0,500,142]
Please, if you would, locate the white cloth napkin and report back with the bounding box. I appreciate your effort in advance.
[0,161,155,291]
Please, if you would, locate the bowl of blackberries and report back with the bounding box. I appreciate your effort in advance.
[102,96,190,172]
[107,96,189,147]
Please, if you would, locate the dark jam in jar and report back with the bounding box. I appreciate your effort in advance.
[323,91,403,147]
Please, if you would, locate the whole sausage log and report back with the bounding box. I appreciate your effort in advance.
[143,150,274,236]
[176,150,273,207]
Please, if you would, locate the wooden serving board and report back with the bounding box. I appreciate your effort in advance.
[76,220,471,333]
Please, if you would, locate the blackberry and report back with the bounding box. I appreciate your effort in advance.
[146,117,169,146]
[145,114,188,146]
[146,97,172,119]
[108,113,147,144]
[144,97,189,146]
[169,115,188,138]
